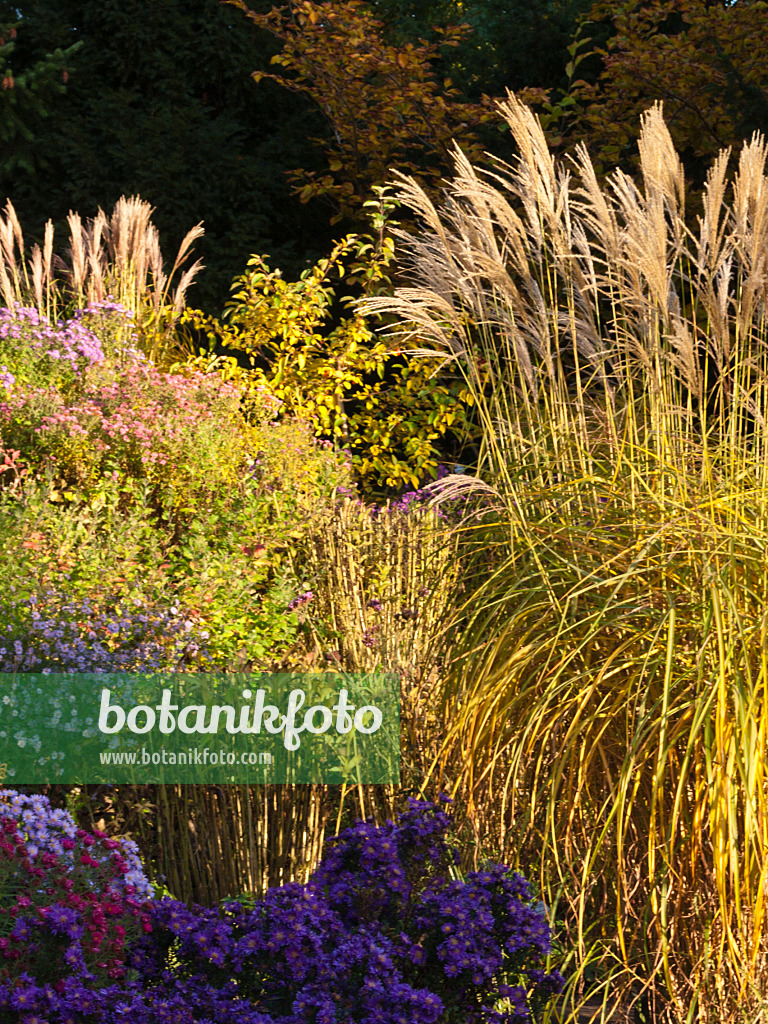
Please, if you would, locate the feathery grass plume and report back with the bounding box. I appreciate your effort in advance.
[144,223,164,311]
[359,91,768,1021]
[86,209,107,305]
[0,200,27,308]
[66,210,87,306]
[30,243,43,313]
[5,198,24,264]
[0,203,57,321]
[41,219,55,322]
[60,196,205,366]
[0,259,14,310]
[0,197,203,355]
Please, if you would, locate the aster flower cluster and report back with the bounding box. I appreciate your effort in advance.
[128,798,563,1024]
[0,305,105,387]
[6,799,251,1022]
[287,591,313,612]
[0,790,153,1018]
[366,470,459,521]
[0,796,564,1023]
[361,626,378,648]
[134,893,445,1024]
[0,589,212,674]
[0,790,152,899]
[1,354,242,477]
[362,465,497,526]
[70,299,143,363]
[0,299,250,515]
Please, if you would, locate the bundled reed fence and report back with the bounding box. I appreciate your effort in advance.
[297,495,463,674]
[148,785,332,902]
[71,784,332,904]
[295,494,476,800]
[98,783,404,906]
[68,498,467,907]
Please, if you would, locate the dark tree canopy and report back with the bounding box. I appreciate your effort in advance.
[0,0,335,313]
[0,0,760,318]
[0,12,81,176]
[365,0,595,97]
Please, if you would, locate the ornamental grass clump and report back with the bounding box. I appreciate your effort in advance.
[360,93,768,1021]
[0,195,203,367]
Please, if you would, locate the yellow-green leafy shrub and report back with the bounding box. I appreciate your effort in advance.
[178,221,476,493]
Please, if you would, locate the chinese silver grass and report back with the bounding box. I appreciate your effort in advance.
[0,195,204,357]
[360,93,768,1021]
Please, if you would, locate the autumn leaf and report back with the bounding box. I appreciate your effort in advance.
[226,0,499,225]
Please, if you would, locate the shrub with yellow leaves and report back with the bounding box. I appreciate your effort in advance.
[177,193,476,495]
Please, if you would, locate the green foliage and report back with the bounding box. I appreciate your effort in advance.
[2,356,250,526]
[0,302,355,672]
[2,474,169,601]
[178,200,477,493]
[164,416,361,669]
[0,15,81,175]
[0,415,353,673]
[366,0,595,99]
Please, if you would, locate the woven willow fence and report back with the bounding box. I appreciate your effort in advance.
[87,497,466,905]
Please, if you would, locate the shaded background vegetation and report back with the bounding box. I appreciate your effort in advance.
[0,0,764,316]
[0,0,335,312]
[0,0,596,315]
